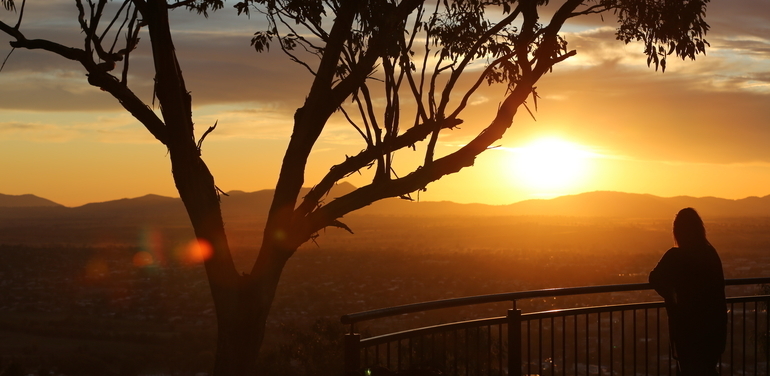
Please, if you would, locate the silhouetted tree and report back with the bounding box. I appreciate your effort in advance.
[0,0,710,374]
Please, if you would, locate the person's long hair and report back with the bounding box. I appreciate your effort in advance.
[673,207,711,248]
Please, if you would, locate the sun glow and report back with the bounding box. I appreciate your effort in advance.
[510,137,593,191]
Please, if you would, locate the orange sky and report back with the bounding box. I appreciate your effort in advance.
[1,1,769,207]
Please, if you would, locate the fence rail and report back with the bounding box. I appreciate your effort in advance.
[342,278,770,375]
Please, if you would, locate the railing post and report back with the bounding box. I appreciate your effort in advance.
[344,332,361,375]
[508,308,522,376]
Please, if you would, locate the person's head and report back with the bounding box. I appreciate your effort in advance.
[673,207,708,247]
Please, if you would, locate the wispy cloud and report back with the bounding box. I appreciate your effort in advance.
[0,111,155,143]
[1,1,768,171]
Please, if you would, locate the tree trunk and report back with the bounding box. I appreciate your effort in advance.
[141,2,279,374]
[163,132,292,376]
[210,243,292,376]
[165,139,295,376]
[142,1,418,374]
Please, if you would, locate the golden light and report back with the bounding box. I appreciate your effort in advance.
[510,137,592,191]
[132,251,154,267]
[179,238,214,265]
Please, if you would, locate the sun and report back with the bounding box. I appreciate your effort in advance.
[510,137,592,191]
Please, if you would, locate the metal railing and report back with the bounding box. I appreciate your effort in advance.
[341,278,770,375]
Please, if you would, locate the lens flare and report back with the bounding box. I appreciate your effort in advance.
[181,239,213,265]
[132,251,154,267]
[139,227,165,266]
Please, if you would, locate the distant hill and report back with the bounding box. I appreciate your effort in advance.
[0,183,359,245]
[354,191,770,219]
[2,186,770,227]
[219,181,357,220]
[509,191,770,218]
[68,194,188,223]
[3,186,770,246]
[0,193,62,207]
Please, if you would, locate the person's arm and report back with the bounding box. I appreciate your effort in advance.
[649,248,678,302]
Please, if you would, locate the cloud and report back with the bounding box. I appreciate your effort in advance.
[714,37,770,57]
[518,63,770,165]
[0,111,156,143]
[0,68,127,111]
[707,0,770,40]
[469,96,490,106]
[0,1,310,113]
[0,120,78,142]
[559,27,643,69]
[0,0,767,168]
[191,102,295,141]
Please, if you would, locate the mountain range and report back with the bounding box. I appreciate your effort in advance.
[2,183,770,221]
[0,193,62,208]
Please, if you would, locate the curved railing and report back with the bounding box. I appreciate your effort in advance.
[341,278,770,376]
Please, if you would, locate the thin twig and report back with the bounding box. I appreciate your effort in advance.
[111,8,131,54]
[196,120,218,152]
[352,93,373,142]
[168,0,195,9]
[339,106,371,145]
[0,47,15,72]
[13,0,25,29]
[330,219,354,234]
[448,50,517,119]
[213,185,229,202]
[522,101,537,121]
[215,185,229,197]
[121,5,139,84]
[359,84,382,144]
[99,0,130,42]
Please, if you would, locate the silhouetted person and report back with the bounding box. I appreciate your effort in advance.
[649,208,727,376]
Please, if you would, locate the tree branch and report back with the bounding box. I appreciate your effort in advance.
[1,26,87,61]
[13,0,24,29]
[0,18,167,144]
[339,106,370,144]
[0,47,14,72]
[533,0,584,76]
[122,5,141,84]
[130,0,147,14]
[168,0,195,9]
[302,80,536,237]
[322,0,424,117]
[294,116,463,219]
[448,50,517,120]
[88,70,169,144]
[295,0,594,238]
[99,0,130,44]
[436,3,522,117]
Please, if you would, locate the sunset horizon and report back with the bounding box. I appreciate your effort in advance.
[1,1,769,374]
[6,182,770,209]
[1,1,768,209]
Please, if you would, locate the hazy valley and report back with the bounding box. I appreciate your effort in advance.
[1,187,770,375]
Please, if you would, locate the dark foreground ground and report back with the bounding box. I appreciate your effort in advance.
[1,216,769,375]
